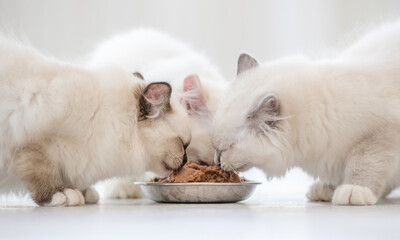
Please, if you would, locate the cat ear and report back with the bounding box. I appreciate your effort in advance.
[181,74,208,116]
[237,53,259,75]
[139,82,172,119]
[133,72,144,80]
[248,93,279,127]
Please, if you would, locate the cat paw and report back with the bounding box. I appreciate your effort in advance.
[83,187,99,204]
[104,180,143,199]
[64,189,85,206]
[306,181,334,202]
[332,184,377,206]
[45,192,67,207]
[45,188,85,207]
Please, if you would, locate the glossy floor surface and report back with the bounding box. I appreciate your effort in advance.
[1,188,400,240]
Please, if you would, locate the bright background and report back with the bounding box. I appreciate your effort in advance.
[1,0,400,198]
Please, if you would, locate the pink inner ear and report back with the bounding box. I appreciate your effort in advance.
[182,74,207,115]
[143,83,171,117]
[184,74,201,92]
[146,83,170,101]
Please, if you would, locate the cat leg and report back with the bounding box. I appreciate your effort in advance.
[83,186,99,204]
[103,177,143,199]
[381,185,395,198]
[15,144,84,207]
[306,181,335,202]
[332,131,399,206]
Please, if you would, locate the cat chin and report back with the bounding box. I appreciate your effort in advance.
[146,161,176,177]
[260,164,290,179]
[234,164,253,172]
[152,169,173,178]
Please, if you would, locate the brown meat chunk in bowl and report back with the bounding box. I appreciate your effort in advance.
[151,160,246,183]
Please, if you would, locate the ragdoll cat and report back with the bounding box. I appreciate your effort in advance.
[212,21,400,205]
[86,29,226,198]
[0,36,191,206]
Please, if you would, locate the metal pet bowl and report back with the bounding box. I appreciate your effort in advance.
[135,181,261,203]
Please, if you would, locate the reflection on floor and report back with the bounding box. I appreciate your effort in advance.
[1,169,399,240]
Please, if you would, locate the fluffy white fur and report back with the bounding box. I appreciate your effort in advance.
[86,29,226,164]
[86,29,227,198]
[212,21,400,205]
[0,36,191,206]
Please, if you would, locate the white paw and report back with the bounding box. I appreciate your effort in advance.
[332,184,377,206]
[45,192,67,207]
[306,181,334,202]
[63,188,85,206]
[83,187,99,204]
[45,188,84,207]
[104,179,143,199]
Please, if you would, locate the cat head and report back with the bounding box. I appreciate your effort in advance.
[179,74,225,166]
[136,81,191,177]
[212,53,296,177]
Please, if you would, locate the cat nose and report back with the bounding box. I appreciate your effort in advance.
[214,149,222,167]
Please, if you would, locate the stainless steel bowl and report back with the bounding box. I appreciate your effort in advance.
[134,181,261,203]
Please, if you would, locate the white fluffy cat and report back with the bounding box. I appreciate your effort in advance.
[0,36,191,206]
[212,21,400,205]
[87,29,226,164]
[86,29,227,198]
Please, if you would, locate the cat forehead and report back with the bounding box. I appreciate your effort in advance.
[215,86,264,130]
[227,75,268,108]
[167,97,190,125]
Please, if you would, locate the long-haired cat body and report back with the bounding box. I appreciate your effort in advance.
[86,29,227,198]
[0,37,191,206]
[212,21,400,205]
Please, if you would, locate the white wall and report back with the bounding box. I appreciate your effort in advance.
[1,0,400,79]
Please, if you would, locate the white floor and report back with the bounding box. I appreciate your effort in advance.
[1,183,400,240]
[0,150,396,235]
